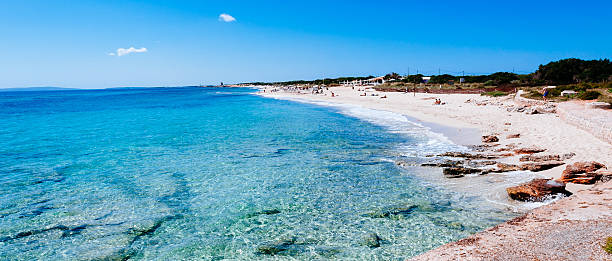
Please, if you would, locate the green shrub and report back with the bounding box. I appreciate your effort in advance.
[481,91,509,97]
[578,90,601,100]
[483,80,495,86]
[604,237,612,254]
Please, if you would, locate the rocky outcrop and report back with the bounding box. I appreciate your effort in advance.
[437,152,500,160]
[514,147,546,154]
[506,179,572,202]
[482,135,499,143]
[485,161,565,173]
[421,160,463,168]
[519,153,575,162]
[520,161,565,172]
[466,160,498,168]
[506,133,521,139]
[559,162,607,184]
[443,167,482,178]
[520,154,560,162]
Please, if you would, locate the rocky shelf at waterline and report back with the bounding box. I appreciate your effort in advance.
[404,134,611,202]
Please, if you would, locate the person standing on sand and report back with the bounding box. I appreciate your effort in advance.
[542,87,549,101]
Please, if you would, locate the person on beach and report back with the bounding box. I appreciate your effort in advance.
[380,95,387,99]
[542,87,549,101]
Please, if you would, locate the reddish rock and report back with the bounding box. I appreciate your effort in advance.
[559,161,606,184]
[563,161,605,174]
[506,133,521,139]
[519,161,565,172]
[519,154,561,162]
[482,135,499,143]
[496,163,520,172]
[506,179,572,201]
[513,147,546,154]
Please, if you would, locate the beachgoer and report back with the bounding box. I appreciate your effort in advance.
[381,95,387,99]
[542,87,549,101]
[331,92,335,97]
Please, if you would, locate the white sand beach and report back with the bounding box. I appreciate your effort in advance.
[260,86,612,260]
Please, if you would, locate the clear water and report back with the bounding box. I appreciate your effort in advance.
[0,87,519,260]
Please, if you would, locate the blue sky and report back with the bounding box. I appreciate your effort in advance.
[1,0,611,89]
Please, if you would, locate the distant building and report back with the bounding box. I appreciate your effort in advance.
[561,90,577,96]
[422,76,431,83]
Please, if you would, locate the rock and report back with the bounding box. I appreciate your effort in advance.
[524,107,539,114]
[519,154,561,162]
[559,161,606,184]
[467,144,499,152]
[563,161,605,174]
[562,153,576,160]
[496,163,521,172]
[506,179,572,202]
[437,152,500,160]
[363,233,383,248]
[514,147,546,154]
[519,161,565,172]
[421,160,464,168]
[365,205,419,219]
[256,238,296,255]
[443,167,482,178]
[504,122,512,125]
[467,160,498,168]
[506,133,521,139]
[598,172,612,183]
[482,135,499,143]
[535,105,557,114]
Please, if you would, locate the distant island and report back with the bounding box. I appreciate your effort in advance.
[0,87,78,92]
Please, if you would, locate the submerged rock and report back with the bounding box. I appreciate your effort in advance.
[506,179,571,202]
[363,233,383,248]
[365,205,419,219]
[256,238,297,256]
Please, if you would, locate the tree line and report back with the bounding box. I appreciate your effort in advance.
[245,58,612,87]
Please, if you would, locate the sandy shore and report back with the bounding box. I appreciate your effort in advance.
[259,86,612,260]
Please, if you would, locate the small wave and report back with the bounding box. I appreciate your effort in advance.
[267,96,465,156]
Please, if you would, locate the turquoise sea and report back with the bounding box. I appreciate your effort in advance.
[0,87,522,260]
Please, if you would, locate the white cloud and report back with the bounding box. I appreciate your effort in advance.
[108,47,148,57]
[219,13,236,22]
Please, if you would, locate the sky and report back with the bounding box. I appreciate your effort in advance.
[1,0,611,89]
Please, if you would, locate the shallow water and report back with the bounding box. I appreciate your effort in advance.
[0,87,521,260]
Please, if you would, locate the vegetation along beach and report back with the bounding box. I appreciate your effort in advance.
[1,1,611,260]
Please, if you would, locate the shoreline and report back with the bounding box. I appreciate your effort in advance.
[257,86,612,259]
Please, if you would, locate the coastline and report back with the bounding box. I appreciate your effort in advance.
[257,86,612,259]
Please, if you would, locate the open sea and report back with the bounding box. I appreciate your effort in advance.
[0,87,531,260]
